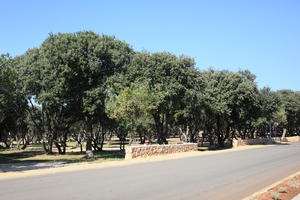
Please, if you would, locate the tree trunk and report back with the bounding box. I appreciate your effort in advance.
[282,128,287,139]
[86,137,92,151]
[217,133,225,147]
[154,114,168,145]
[54,142,62,154]
[79,142,83,153]
[43,138,53,154]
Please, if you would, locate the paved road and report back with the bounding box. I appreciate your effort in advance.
[1,142,300,200]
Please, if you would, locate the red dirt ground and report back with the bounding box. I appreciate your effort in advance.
[254,175,300,200]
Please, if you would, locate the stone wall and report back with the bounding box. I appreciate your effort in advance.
[232,136,300,148]
[232,138,272,148]
[125,143,198,159]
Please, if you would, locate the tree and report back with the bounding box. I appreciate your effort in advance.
[0,54,28,148]
[276,90,300,136]
[16,31,133,154]
[173,71,206,143]
[106,81,162,145]
[254,87,281,137]
[127,52,197,144]
[201,69,260,146]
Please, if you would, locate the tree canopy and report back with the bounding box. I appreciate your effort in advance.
[1,30,299,152]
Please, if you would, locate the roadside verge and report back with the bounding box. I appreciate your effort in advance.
[242,171,300,200]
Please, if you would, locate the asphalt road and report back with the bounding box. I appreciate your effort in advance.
[1,142,300,200]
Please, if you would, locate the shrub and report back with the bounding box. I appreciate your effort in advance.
[289,177,300,188]
[278,187,287,193]
[271,191,281,200]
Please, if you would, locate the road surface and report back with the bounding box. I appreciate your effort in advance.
[1,142,300,200]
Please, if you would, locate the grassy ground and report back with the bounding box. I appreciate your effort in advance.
[0,142,125,165]
[0,138,226,166]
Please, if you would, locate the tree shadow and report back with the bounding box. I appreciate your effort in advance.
[0,150,125,173]
[272,142,291,145]
[0,150,45,164]
[197,141,291,152]
[93,150,125,160]
[245,141,291,146]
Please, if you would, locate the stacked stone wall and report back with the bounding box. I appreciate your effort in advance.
[125,143,198,159]
[232,136,300,148]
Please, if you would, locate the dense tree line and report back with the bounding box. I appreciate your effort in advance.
[1,31,300,153]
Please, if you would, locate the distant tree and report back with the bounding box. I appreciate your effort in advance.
[253,87,281,137]
[276,90,300,135]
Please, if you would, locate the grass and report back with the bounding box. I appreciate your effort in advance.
[198,144,232,151]
[0,138,185,166]
[0,142,125,165]
[0,138,234,166]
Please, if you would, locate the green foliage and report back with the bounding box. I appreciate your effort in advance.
[106,82,162,140]
[15,31,133,153]
[0,54,28,147]
[276,90,300,135]
[273,107,287,125]
[259,87,281,121]
[125,52,198,143]
[0,54,21,122]
[278,187,287,193]
[201,69,261,144]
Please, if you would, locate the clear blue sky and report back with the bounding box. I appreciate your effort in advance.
[1,0,300,91]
